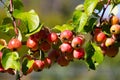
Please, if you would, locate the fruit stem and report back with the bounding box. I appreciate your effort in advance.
[0,0,19,37]
[9,0,19,37]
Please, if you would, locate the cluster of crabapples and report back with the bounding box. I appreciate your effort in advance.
[23,28,85,75]
[0,27,85,75]
[0,15,120,75]
[93,15,120,57]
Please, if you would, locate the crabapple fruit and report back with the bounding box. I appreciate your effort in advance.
[60,30,73,42]
[105,38,115,47]
[39,41,51,52]
[48,49,60,62]
[33,60,45,71]
[57,55,69,66]
[94,32,106,43]
[104,45,118,57]
[47,32,58,43]
[73,48,85,59]
[26,37,38,50]
[60,43,73,53]
[111,15,119,25]
[44,57,52,68]
[8,38,22,50]
[110,24,120,34]
[71,37,83,49]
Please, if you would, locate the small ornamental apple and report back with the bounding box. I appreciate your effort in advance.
[93,28,102,35]
[110,24,120,34]
[60,30,73,42]
[57,55,69,66]
[47,32,58,43]
[48,49,60,62]
[44,57,52,68]
[60,43,73,53]
[33,60,45,72]
[38,29,49,41]
[71,37,83,49]
[73,48,85,59]
[26,37,38,51]
[64,53,74,61]
[94,32,106,43]
[105,38,115,47]
[39,41,51,52]
[104,45,119,57]
[111,15,119,25]
[8,38,22,50]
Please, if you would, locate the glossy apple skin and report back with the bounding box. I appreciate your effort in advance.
[71,37,83,49]
[60,43,73,53]
[60,30,73,42]
[33,60,45,72]
[8,38,22,50]
[110,24,120,34]
[73,48,85,59]
[94,32,106,43]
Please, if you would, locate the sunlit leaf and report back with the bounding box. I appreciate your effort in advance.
[22,58,34,75]
[13,9,41,36]
[85,42,104,70]
[84,0,99,16]
[53,24,74,32]
[2,49,20,70]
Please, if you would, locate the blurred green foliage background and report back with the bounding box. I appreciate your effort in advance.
[0,0,120,80]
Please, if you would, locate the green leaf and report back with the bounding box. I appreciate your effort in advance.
[13,10,41,36]
[91,43,104,64]
[22,58,34,75]
[85,42,95,70]
[2,17,12,25]
[53,24,74,32]
[0,17,13,32]
[84,0,99,16]
[85,42,104,70]
[1,49,20,70]
[73,11,88,33]
[13,0,23,11]
[84,16,97,33]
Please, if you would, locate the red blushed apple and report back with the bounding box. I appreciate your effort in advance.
[26,37,38,50]
[39,41,51,52]
[71,37,83,49]
[105,38,115,47]
[47,32,58,43]
[104,45,119,57]
[94,32,106,43]
[44,57,52,68]
[60,43,73,53]
[8,38,22,50]
[57,55,69,66]
[110,24,120,34]
[60,30,73,42]
[33,60,45,72]
[73,48,85,59]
